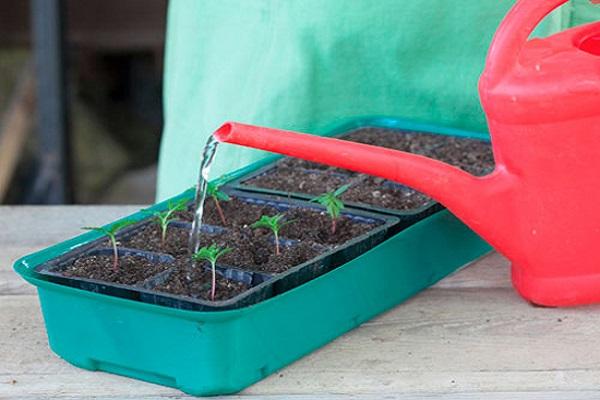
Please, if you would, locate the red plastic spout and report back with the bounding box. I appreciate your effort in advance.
[214,122,514,254]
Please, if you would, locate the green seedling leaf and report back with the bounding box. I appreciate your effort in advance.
[144,198,188,244]
[251,214,293,255]
[311,184,350,234]
[82,219,138,271]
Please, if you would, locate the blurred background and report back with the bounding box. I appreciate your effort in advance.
[0,0,166,205]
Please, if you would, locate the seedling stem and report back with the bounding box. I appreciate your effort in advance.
[207,182,231,225]
[192,244,232,301]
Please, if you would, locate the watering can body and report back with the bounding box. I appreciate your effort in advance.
[215,0,600,306]
[479,0,600,306]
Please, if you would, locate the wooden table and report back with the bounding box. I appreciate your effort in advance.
[2,206,600,399]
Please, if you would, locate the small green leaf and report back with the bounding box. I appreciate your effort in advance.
[333,184,351,197]
[144,198,189,240]
[82,219,137,237]
[215,191,231,202]
[207,182,231,202]
[251,214,288,234]
[192,244,232,264]
[311,185,348,222]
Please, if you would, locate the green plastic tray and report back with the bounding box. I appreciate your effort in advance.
[13,118,492,396]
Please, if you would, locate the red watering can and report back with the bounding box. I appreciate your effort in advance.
[215,0,600,307]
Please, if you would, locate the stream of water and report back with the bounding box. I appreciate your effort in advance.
[188,135,219,256]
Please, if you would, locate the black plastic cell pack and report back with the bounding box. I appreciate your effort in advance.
[34,189,400,311]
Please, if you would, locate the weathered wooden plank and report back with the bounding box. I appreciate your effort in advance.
[5,392,600,400]
[0,206,143,246]
[3,289,600,398]
[1,246,41,295]
[433,252,509,289]
[1,206,144,297]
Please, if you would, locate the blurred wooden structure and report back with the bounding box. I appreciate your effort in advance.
[0,1,166,50]
[0,64,35,201]
[0,0,166,204]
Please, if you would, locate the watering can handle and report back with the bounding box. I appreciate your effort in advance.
[485,0,570,84]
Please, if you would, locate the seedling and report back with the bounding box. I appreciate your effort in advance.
[82,219,138,272]
[312,184,350,234]
[251,214,293,255]
[192,244,232,301]
[145,198,188,245]
[207,182,230,225]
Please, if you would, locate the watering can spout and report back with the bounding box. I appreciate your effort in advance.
[215,0,600,307]
[214,122,515,255]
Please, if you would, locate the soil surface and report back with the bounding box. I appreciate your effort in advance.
[209,230,324,274]
[180,196,378,246]
[343,128,494,176]
[123,222,324,274]
[59,255,171,285]
[246,166,350,196]
[120,224,191,256]
[341,176,433,211]
[242,128,494,210]
[280,207,374,245]
[179,197,275,228]
[152,265,249,301]
[51,193,381,303]
[277,157,357,173]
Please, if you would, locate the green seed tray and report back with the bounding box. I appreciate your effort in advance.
[14,117,492,396]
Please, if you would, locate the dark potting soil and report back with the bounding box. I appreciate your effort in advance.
[245,167,435,210]
[179,197,274,228]
[52,192,378,302]
[151,265,249,301]
[280,207,373,245]
[341,176,433,211]
[59,255,171,285]
[180,197,378,246]
[120,224,191,256]
[245,166,350,196]
[205,229,324,274]
[277,157,340,172]
[123,223,324,274]
[242,128,495,210]
[342,128,494,176]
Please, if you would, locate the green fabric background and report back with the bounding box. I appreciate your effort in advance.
[157,0,592,200]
